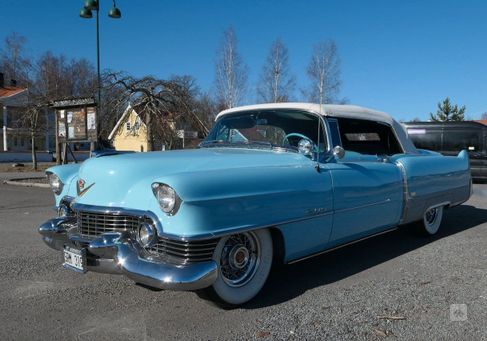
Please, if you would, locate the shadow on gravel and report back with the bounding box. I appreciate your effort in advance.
[245,204,487,309]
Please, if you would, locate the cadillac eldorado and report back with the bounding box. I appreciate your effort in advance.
[38,103,471,306]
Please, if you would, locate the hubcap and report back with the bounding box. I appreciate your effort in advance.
[219,232,260,287]
[425,208,438,225]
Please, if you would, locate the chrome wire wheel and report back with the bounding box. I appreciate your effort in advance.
[219,232,261,288]
[200,229,273,306]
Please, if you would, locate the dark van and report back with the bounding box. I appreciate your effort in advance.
[403,121,487,181]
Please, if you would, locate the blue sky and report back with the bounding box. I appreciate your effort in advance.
[1,0,486,121]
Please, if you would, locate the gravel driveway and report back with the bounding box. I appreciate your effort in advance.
[0,183,486,340]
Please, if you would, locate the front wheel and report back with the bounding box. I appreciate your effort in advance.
[198,229,273,307]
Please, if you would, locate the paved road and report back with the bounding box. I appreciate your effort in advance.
[0,184,486,340]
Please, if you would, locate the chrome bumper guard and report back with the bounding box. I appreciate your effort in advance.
[38,217,218,291]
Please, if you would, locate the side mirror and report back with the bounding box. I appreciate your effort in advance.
[298,139,313,157]
[332,146,345,160]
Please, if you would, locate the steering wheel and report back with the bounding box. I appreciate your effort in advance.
[282,133,317,152]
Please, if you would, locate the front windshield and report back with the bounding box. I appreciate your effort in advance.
[202,109,327,152]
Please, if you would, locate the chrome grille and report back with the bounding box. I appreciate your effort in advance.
[146,238,218,263]
[76,210,218,263]
[77,211,141,237]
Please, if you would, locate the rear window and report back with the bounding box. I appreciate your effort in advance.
[335,118,403,155]
[344,133,380,142]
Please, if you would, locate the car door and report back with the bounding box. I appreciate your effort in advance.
[324,118,404,244]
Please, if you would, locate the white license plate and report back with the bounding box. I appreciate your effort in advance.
[63,246,86,272]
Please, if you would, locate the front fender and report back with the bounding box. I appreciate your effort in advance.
[150,164,333,238]
[46,164,81,206]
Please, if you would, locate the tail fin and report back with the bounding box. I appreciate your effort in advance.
[457,150,469,160]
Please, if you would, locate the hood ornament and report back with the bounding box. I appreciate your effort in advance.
[77,179,95,197]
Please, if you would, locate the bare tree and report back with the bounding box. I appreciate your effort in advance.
[0,32,31,86]
[306,40,341,105]
[1,33,98,166]
[214,27,248,109]
[33,52,96,101]
[20,104,41,170]
[194,92,217,128]
[481,112,487,120]
[105,73,209,151]
[257,39,295,103]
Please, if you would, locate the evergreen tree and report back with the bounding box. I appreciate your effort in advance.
[430,97,465,122]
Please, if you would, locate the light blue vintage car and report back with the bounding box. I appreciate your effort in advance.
[38,103,472,306]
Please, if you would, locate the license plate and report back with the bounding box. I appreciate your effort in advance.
[63,246,86,273]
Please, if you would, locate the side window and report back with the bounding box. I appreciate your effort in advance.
[407,129,442,151]
[442,130,481,152]
[327,118,342,148]
[335,118,402,155]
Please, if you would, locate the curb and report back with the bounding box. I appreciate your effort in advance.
[3,177,50,189]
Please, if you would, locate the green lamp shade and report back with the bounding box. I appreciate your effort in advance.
[84,0,98,10]
[80,7,93,18]
[108,6,122,18]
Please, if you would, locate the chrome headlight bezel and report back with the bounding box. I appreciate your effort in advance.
[137,222,157,247]
[151,183,182,215]
[47,172,64,195]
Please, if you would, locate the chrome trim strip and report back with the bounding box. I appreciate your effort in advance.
[333,198,392,214]
[425,201,451,213]
[395,161,410,224]
[288,227,398,264]
[71,202,334,242]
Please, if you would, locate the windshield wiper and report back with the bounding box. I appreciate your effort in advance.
[199,140,225,147]
[199,139,297,153]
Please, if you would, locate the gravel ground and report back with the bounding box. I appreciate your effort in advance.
[0,183,486,340]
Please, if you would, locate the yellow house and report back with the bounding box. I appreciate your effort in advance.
[108,104,148,152]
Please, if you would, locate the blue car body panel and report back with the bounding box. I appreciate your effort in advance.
[324,157,403,244]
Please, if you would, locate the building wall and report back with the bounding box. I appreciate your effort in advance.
[112,108,148,152]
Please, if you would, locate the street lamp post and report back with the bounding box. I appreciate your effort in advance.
[80,0,121,150]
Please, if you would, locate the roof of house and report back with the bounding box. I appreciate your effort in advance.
[476,120,487,126]
[0,86,27,101]
[108,104,146,140]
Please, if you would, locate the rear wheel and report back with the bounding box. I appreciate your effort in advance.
[417,205,444,235]
[197,229,273,307]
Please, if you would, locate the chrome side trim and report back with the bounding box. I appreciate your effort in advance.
[287,227,398,264]
[333,198,391,214]
[425,201,451,213]
[395,161,410,224]
[71,202,333,242]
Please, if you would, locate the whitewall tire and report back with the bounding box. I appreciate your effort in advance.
[199,229,273,306]
[422,205,444,235]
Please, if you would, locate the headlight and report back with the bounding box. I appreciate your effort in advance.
[151,183,181,215]
[47,172,63,195]
[137,222,157,247]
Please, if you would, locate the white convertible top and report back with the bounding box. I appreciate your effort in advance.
[216,103,418,154]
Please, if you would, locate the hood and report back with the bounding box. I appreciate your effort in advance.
[74,148,312,208]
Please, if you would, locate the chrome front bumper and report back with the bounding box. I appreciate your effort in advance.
[38,217,218,291]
